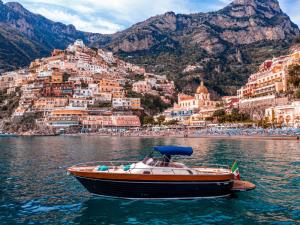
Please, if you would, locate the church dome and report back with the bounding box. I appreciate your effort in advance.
[196,81,209,94]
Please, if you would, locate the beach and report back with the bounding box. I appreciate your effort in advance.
[63,127,300,141]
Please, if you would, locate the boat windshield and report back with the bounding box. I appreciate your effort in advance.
[142,157,175,167]
[143,157,159,166]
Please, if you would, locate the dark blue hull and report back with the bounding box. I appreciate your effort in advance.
[75,176,234,199]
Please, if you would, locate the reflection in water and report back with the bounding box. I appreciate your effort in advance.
[75,197,243,225]
[0,136,299,224]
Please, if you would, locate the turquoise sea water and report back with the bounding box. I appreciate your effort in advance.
[0,136,299,224]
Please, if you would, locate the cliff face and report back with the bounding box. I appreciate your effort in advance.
[0,1,105,72]
[94,0,298,53]
[90,0,299,95]
[215,0,298,44]
[0,0,299,95]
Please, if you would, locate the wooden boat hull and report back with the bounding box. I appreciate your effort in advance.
[74,176,234,199]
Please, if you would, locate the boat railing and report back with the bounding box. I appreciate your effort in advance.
[187,162,230,169]
[70,161,138,168]
[69,161,231,175]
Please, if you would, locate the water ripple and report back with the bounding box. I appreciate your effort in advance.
[0,137,299,224]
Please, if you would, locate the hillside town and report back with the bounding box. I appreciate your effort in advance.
[0,40,300,135]
[153,46,300,130]
[0,40,175,135]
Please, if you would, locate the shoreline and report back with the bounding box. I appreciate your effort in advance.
[60,133,300,141]
[2,132,300,141]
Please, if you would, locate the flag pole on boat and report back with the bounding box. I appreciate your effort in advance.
[231,160,240,180]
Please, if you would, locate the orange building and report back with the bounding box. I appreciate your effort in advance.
[45,108,88,128]
[111,115,141,127]
[132,81,151,93]
[238,49,300,99]
[81,115,113,129]
[33,97,68,111]
[99,79,123,93]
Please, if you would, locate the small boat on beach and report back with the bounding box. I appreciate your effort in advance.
[67,146,255,199]
[0,133,18,137]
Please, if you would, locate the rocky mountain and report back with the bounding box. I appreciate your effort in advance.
[92,0,299,95]
[0,0,299,95]
[0,1,104,72]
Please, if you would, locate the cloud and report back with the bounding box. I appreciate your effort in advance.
[28,6,124,33]
[2,0,300,33]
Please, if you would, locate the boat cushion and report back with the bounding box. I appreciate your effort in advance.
[123,164,131,171]
[97,165,109,171]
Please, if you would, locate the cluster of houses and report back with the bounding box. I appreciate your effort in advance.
[157,49,300,128]
[238,49,300,127]
[0,40,173,133]
[1,40,300,132]
[132,73,175,103]
[0,40,175,133]
[157,81,238,127]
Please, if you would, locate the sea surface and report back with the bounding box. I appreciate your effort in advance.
[0,136,299,225]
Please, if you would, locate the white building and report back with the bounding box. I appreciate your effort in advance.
[69,98,94,108]
[68,76,93,84]
[82,63,105,73]
[93,92,112,103]
[73,88,92,98]
[265,101,300,127]
[132,81,151,93]
[38,70,52,78]
[88,83,99,96]
[112,98,141,109]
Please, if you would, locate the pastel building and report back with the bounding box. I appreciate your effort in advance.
[177,81,218,110]
[157,82,175,95]
[81,115,141,129]
[265,101,300,127]
[161,81,220,123]
[99,79,123,93]
[111,115,141,127]
[112,98,141,109]
[81,115,113,129]
[0,72,16,90]
[44,108,88,128]
[238,50,300,99]
[93,92,112,103]
[33,97,68,112]
[69,98,94,108]
[132,81,151,93]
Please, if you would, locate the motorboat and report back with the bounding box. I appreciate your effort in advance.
[0,133,18,137]
[67,146,255,199]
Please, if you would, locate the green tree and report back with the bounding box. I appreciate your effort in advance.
[141,94,170,115]
[213,109,226,118]
[294,88,300,99]
[164,119,178,126]
[288,64,300,87]
[143,116,155,125]
[156,115,166,125]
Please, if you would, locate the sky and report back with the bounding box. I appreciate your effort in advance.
[3,0,300,34]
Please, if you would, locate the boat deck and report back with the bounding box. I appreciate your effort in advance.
[69,165,232,176]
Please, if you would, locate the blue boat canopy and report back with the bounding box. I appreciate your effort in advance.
[153,146,193,156]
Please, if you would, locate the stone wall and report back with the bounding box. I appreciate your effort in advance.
[239,96,289,120]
